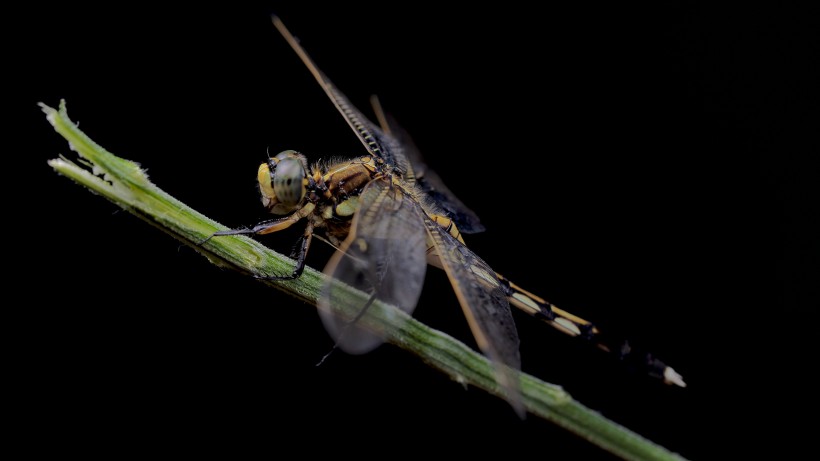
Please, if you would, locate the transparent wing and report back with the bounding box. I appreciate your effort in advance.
[422,214,523,416]
[373,104,485,234]
[272,17,413,178]
[319,180,427,354]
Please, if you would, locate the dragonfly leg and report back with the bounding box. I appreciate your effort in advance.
[201,205,317,280]
[198,216,299,246]
[255,222,315,281]
[199,202,317,244]
[197,226,255,245]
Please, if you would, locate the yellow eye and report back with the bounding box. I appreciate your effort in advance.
[257,163,276,209]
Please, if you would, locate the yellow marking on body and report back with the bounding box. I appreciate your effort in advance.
[551,306,598,333]
[511,292,541,313]
[335,196,360,216]
[553,318,583,336]
[355,238,367,252]
[322,206,334,220]
[507,280,597,332]
[257,163,275,203]
[430,215,465,244]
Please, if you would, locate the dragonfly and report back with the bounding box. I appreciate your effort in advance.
[206,16,685,416]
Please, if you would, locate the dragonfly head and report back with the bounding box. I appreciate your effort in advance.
[258,150,309,215]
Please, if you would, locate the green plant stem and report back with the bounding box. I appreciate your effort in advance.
[44,101,687,461]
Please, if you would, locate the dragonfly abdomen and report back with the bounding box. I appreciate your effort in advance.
[496,274,686,388]
[421,212,686,388]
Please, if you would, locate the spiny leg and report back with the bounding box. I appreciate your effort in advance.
[199,209,316,281]
[198,208,307,245]
[254,223,314,281]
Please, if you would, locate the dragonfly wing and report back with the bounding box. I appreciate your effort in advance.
[319,180,427,354]
[272,17,413,178]
[422,213,523,416]
[369,96,485,234]
[385,112,485,234]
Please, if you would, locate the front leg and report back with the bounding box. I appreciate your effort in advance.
[197,219,288,245]
[199,203,317,245]
[255,222,314,281]
[198,204,317,280]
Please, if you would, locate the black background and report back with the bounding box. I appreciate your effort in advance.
[13,2,818,459]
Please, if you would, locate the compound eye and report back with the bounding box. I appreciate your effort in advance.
[257,150,308,214]
[272,157,306,208]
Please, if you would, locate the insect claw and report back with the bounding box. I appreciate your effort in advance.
[196,234,215,246]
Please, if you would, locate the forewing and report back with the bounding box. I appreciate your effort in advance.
[422,214,523,416]
[272,17,412,177]
[380,111,485,234]
[319,180,427,354]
